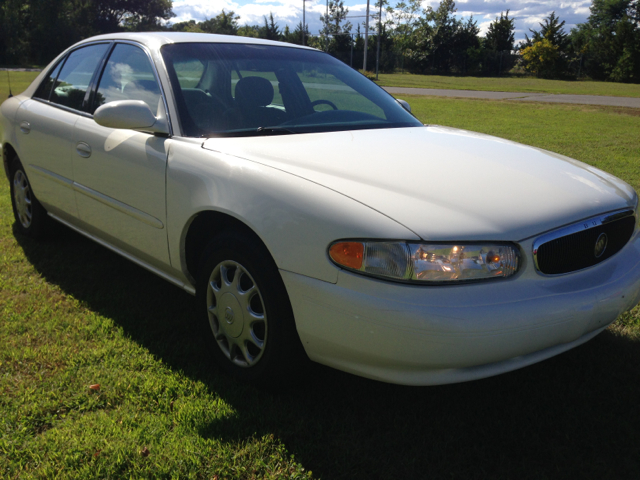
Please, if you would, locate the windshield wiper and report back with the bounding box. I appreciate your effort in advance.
[206,126,300,138]
[256,126,298,135]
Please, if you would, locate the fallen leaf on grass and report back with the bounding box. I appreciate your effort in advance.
[140,447,150,457]
[89,384,100,391]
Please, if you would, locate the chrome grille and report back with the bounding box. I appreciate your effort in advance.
[533,210,636,275]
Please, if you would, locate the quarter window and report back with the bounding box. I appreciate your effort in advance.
[95,44,161,115]
[50,44,110,111]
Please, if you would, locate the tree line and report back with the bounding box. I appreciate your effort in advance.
[1,0,638,83]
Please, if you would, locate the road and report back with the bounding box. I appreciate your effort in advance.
[383,86,640,108]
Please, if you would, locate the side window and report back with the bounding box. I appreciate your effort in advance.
[34,61,64,101]
[51,44,110,111]
[95,44,161,115]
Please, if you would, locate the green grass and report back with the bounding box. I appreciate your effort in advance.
[377,72,640,98]
[1,71,40,99]
[2,98,640,478]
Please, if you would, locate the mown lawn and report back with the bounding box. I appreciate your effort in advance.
[377,72,640,98]
[0,71,40,99]
[1,98,640,479]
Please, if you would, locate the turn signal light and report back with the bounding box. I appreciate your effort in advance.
[329,242,364,270]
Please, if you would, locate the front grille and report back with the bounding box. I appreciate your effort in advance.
[535,211,636,275]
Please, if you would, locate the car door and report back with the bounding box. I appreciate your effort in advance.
[15,43,111,220]
[72,42,171,268]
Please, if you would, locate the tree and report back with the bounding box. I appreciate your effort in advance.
[200,10,240,35]
[0,0,30,65]
[171,20,203,33]
[406,0,480,74]
[320,0,352,52]
[520,38,560,77]
[283,21,311,45]
[237,24,261,38]
[521,12,570,78]
[319,0,352,58]
[261,12,281,41]
[485,10,515,52]
[523,11,570,50]
[571,0,640,82]
[386,0,421,71]
[481,10,516,75]
[1,0,175,66]
[93,0,174,32]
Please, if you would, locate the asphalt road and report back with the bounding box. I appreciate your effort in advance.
[383,86,640,108]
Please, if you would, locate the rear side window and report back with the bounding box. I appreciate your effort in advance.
[94,43,162,115]
[50,44,110,111]
[34,61,64,101]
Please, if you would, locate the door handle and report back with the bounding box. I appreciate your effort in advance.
[20,121,30,134]
[76,142,92,158]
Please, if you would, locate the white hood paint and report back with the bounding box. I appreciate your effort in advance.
[203,126,637,241]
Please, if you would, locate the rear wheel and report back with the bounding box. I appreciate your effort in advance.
[9,157,49,239]
[196,230,306,385]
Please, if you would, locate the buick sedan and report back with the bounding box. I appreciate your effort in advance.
[2,32,640,385]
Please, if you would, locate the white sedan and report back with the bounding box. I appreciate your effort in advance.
[2,32,640,386]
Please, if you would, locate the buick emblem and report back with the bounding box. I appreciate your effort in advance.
[224,306,235,324]
[594,233,608,258]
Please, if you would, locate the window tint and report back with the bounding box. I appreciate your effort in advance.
[34,61,63,101]
[51,44,109,111]
[162,43,422,137]
[95,43,161,115]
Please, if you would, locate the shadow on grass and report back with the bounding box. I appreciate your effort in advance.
[16,222,640,479]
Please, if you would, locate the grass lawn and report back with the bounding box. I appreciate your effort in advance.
[377,72,640,98]
[1,71,40,99]
[2,98,640,478]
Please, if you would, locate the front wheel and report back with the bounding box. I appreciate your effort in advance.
[196,231,307,385]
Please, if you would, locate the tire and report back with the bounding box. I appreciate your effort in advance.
[9,157,49,239]
[196,230,307,386]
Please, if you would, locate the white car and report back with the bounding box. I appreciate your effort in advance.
[2,32,640,386]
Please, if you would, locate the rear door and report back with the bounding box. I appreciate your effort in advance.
[72,42,171,268]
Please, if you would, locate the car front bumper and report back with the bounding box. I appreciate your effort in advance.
[281,231,640,385]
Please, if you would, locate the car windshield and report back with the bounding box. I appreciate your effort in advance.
[161,42,423,137]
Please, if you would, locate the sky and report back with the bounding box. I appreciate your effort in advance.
[171,1,594,45]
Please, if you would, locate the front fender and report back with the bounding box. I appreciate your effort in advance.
[166,138,419,284]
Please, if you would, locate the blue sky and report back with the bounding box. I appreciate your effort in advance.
[171,1,593,44]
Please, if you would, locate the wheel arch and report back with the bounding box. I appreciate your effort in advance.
[2,142,18,181]
[183,209,277,287]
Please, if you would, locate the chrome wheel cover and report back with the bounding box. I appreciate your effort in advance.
[13,170,33,228]
[206,260,267,367]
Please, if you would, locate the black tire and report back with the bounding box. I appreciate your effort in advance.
[196,230,307,386]
[9,157,49,239]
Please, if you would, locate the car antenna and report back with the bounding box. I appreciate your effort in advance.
[6,69,13,98]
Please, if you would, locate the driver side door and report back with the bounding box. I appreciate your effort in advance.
[72,42,171,269]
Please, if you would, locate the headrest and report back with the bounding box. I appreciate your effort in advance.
[235,76,274,108]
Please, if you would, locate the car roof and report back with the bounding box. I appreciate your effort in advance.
[73,32,316,52]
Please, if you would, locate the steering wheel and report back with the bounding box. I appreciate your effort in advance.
[310,99,338,111]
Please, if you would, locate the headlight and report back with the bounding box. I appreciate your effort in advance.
[329,241,520,283]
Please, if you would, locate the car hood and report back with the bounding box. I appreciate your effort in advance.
[202,126,637,241]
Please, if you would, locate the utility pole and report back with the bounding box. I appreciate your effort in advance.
[326,0,329,51]
[363,0,370,71]
[375,0,382,79]
[302,0,305,46]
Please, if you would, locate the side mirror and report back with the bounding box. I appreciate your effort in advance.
[94,100,169,135]
[396,99,411,113]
